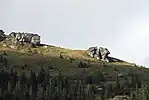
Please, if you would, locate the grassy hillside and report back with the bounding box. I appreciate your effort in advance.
[0,43,149,99]
[0,43,148,81]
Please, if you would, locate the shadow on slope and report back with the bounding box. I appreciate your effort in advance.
[108,56,126,63]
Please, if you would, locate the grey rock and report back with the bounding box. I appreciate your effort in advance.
[0,29,7,41]
[8,32,41,46]
[99,47,110,62]
[112,95,130,100]
[87,46,110,62]
[87,46,99,59]
[0,30,5,36]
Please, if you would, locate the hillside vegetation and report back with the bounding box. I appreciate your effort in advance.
[0,43,148,99]
[0,43,147,77]
[0,30,149,99]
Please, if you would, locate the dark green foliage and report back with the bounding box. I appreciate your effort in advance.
[113,66,118,71]
[87,70,104,84]
[0,59,149,100]
[107,84,113,97]
[19,72,27,92]
[129,74,142,88]
[9,69,18,91]
[77,61,90,68]
[85,75,92,84]
[1,66,149,100]
[130,84,149,100]
[68,58,75,63]
[116,76,120,89]
[0,68,104,100]
[48,65,54,70]
[136,84,148,100]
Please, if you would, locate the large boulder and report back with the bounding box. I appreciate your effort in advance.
[87,46,110,62]
[99,47,110,62]
[87,46,99,59]
[30,34,40,45]
[0,30,4,36]
[0,29,7,41]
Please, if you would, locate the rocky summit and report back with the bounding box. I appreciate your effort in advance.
[0,29,41,47]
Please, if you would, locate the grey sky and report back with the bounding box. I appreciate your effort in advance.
[0,0,149,67]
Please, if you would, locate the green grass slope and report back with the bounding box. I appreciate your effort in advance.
[0,43,148,83]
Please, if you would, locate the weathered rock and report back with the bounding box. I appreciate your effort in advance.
[9,45,16,49]
[87,46,110,62]
[77,61,90,68]
[8,32,41,46]
[0,29,7,41]
[112,95,130,100]
[99,47,110,62]
[87,46,99,59]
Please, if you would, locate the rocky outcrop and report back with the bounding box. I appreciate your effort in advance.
[8,32,40,45]
[87,46,110,62]
[0,29,41,46]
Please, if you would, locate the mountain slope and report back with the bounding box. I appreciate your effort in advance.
[0,43,148,81]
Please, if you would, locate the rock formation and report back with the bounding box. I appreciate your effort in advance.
[87,46,110,62]
[0,30,7,41]
[0,29,41,46]
[8,32,40,45]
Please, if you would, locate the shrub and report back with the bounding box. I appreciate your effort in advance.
[77,61,90,68]
[86,71,105,84]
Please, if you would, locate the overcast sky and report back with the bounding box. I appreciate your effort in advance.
[0,0,149,67]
